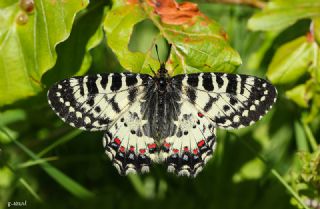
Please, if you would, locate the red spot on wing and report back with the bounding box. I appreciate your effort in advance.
[198,112,204,118]
[129,146,135,152]
[173,148,179,153]
[114,137,121,145]
[197,140,205,147]
[193,149,199,155]
[164,142,171,148]
[119,146,125,152]
[148,143,157,149]
[139,149,146,154]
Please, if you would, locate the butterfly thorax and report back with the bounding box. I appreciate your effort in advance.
[141,65,180,141]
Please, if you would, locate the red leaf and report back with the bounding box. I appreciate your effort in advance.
[147,0,202,25]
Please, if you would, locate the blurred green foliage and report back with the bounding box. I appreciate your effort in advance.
[0,0,319,209]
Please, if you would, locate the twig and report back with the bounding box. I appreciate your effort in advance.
[204,0,266,9]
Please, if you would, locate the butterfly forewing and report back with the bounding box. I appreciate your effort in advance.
[47,73,152,131]
[172,73,277,129]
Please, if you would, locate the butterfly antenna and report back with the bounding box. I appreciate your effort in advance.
[155,44,161,64]
[148,64,156,76]
[166,43,172,61]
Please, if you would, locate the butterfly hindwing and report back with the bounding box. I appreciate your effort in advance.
[102,100,159,175]
[172,73,277,129]
[47,73,152,131]
[160,100,217,177]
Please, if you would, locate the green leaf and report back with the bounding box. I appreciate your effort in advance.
[232,158,265,182]
[104,1,241,75]
[248,0,320,31]
[266,36,313,84]
[104,4,160,74]
[42,0,107,86]
[285,83,312,108]
[0,0,89,106]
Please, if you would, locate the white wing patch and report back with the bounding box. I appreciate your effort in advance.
[102,100,159,175]
[160,100,216,177]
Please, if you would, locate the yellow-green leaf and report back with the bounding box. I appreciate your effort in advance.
[267,36,313,84]
[248,0,320,32]
[286,83,312,108]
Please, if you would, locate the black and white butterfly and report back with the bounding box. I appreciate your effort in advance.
[47,51,277,177]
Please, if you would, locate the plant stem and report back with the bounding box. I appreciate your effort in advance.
[37,129,82,157]
[203,0,266,9]
[237,134,311,209]
[302,122,318,152]
[270,169,311,209]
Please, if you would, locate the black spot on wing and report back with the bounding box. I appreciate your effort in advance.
[78,77,84,96]
[186,87,196,104]
[100,74,108,89]
[226,74,237,94]
[95,106,101,113]
[215,117,226,124]
[128,87,138,102]
[203,74,214,91]
[187,75,199,87]
[126,74,138,86]
[109,96,121,113]
[204,96,217,112]
[87,75,98,95]
[111,74,122,91]
[240,75,247,95]
[87,97,95,106]
[216,75,224,88]
[229,97,238,105]
[223,105,230,111]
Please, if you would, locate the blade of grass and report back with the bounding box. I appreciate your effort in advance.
[0,128,94,199]
[235,133,311,209]
[5,163,42,201]
[294,120,309,152]
[16,156,58,169]
[19,178,42,201]
[301,122,318,152]
[37,129,82,157]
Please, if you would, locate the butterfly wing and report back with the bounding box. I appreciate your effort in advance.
[48,73,159,175]
[159,72,277,177]
[47,73,151,131]
[102,99,159,175]
[159,99,217,177]
[173,73,277,129]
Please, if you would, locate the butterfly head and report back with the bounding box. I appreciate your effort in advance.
[158,63,168,77]
[154,44,171,78]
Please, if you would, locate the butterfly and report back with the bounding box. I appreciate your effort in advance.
[47,48,277,177]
